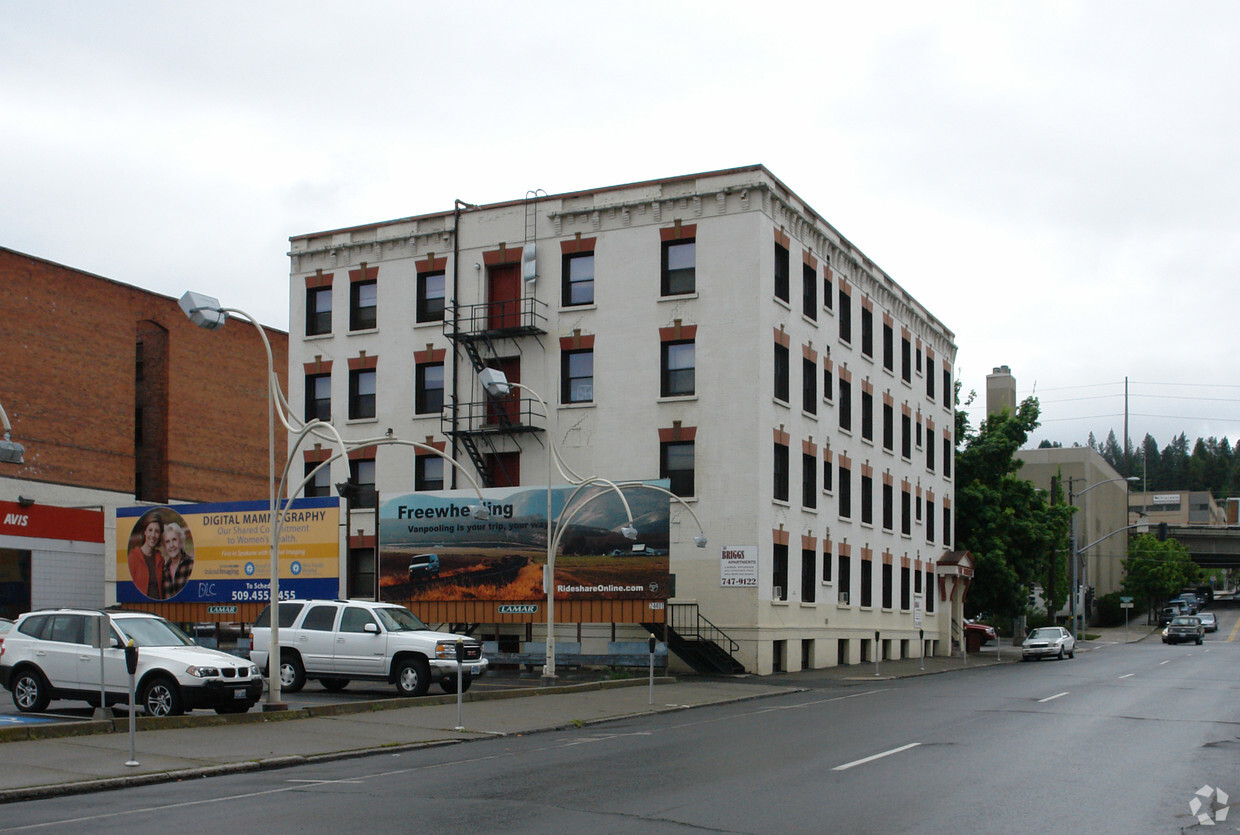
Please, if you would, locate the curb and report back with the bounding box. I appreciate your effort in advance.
[0,680,795,804]
[0,676,673,745]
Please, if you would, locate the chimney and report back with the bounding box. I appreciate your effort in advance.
[986,365,1016,416]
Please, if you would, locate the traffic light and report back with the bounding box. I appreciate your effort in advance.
[1157,522,1169,541]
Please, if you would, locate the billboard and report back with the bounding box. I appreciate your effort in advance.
[378,482,671,603]
[116,498,340,604]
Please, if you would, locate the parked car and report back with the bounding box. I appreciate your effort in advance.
[1163,615,1204,645]
[964,619,997,646]
[408,553,440,581]
[1159,601,1189,625]
[0,609,262,716]
[1170,594,1199,615]
[1198,612,1218,633]
[1021,626,1075,661]
[0,618,12,654]
[249,599,488,697]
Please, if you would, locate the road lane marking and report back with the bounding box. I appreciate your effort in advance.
[1118,674,1134,679]
[1228,617,1240,643]
[833,742,921,771]
[1038,692,1069,703]
[1159,660,1171,665]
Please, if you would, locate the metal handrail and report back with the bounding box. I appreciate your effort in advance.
[669,603,740,655]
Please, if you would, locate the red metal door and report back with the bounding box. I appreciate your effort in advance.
[487,263,521,330]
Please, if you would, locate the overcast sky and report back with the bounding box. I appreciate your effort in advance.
[5,1,1238,452]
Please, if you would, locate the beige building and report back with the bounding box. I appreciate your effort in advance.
[285,166,959,674]
[1129,491,1226,526]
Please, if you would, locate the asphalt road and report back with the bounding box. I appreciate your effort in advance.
[4,616,1238,833]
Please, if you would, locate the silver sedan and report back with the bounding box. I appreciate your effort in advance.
[1021,626,1076,661]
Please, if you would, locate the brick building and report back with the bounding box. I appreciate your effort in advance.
[0,246,288,615]
[286,166,959,675]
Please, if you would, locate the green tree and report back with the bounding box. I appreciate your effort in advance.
[1122,533,1202,615]
[954,396,1074,619]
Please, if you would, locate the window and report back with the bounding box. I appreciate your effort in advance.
[802,262,816,320]
[774,343,790,402]
[822,546,833,582]
[838,287,851,343]
[415,362,444,414]
[824,264,833,311]
[823,366,833,401]
[802,453,817,508]
[415,455,445,491]
[916,493,923,522]
[882,321,893,372]
[662,239,695,295]
[661,341,695,397]
[882,402,893,451]
[927,569,935,612]
[861,307,873,357]
[802,357,816,414]
[350,279,377,330]
[839,378,851,432]
[901,335,911,383]
[305,373,331,422]
[943,367,952,406]
[801,548,816,603]
[774,243,790,303]
[306,287,332,335]
[901,488,912,535]
[562,349,594,403]
[916,418,923,449]
[661,441,695,497]
[838,554,849,601]
[348,368,376,420]
[302,605,338,631]
[916,345,923,374]
[823,455,833,492]
[563,253,594,307]
[773,544,788,601]
[915,566,922,594]
[774,442,789,503]
[943,506,952,546]
[927,499,936,542]
[927,434,936,471]
[348,457,376,508]
[861,473,873,525]
[901,413,912,459]
[861,389,874,442]
[882,563,893,609]
[340,606,377,633]
[304,461,331,498]
[927,362,936,400]
[416,271,445,322]
[838,463,851,518]
[943,436,952,478]
[861,558,873,607]
[882,482,893,531]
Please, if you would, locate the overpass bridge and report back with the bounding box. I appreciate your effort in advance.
[1166,524,1240,570]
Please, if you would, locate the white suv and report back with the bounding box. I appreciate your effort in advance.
[249,599,488,697]
[0,609,262,716]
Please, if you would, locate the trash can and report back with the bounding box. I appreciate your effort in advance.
[965,630,983,654]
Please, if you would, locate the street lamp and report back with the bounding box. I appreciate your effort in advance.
[180,292,288,709]
[476,368,709,682]
[0,401,24,465]
[1068,475,1139,636]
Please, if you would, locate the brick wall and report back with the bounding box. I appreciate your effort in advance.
[0,247,288,503]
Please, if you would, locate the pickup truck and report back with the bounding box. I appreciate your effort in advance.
[250,599,487,696]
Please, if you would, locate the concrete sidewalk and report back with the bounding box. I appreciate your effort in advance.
[0,621,1160,803]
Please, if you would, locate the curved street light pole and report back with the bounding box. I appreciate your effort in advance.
[1068,475,1139,636]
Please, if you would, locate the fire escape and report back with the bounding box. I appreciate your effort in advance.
[443,192,550,487]
[442,297,547,485]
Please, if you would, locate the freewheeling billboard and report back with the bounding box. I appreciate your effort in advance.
[378,481,671,603]
[116,498,341,603]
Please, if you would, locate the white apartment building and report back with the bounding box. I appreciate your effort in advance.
[286,165,959,675]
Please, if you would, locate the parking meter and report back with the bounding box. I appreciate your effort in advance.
[649,634,656,654]
[124,640,139,675]
[124,639,139,767]
[453,639,465,731]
